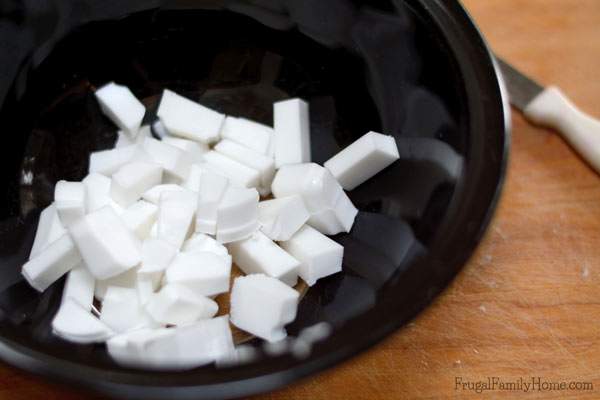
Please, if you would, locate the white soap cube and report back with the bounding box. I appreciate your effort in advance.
[107,316,234,369]
[136,273,158,305]
[214,139,275,195]
[111,162,163,207]
[196,170,229,235]
[220,116,274,155]
[165,251,231,296]
[307,190,358,235]
[227,231,299,286]
[62,264,95,310]
[173,316,235,368]
[115,125,151,148]
[107,327,176,369]
[217,220,260,244]
[281,225,343,285]
[157,89,225,144]
[54,180,86,227]
[29,203,66,259]
[324,131,399,190]
[142,184,185,204]
[22,233,82,292]
[145,284,218,326]
[82,173,111,212]
[163,136,208,164]
[94,267,139,301]
[271,163,339,212]
[120,200,158,240]
[52,299,113,344]
[258,196,309,241]
[182,233,229,258]
[95,82,145,136]
[157,189,197,249]
[272,163,357,234]
[273,98,311,168]
[69,206,141,280]
[143,137,191,182]
[140,238,178,274]
[216,185,259,243]
[100,286,155,333]
[89,145,138,176]
[149,222,158,238]
[182,163,205,192]
[203,151,261,189]
[230,274,299,342]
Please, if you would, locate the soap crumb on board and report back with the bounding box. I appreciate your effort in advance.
[581,265,590,280]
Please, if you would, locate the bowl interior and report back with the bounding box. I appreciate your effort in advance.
[0,0,506,398]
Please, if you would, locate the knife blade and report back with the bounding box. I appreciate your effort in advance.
[497,56,600,174]
[497,57,544,110]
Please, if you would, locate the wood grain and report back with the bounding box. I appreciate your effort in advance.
[1,1,600,399]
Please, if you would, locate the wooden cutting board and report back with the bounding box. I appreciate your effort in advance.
[2,1,600,399]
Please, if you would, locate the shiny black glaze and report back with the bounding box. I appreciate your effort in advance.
[0,1,508,398]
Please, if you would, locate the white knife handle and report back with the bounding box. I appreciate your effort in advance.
[524,86,600,173]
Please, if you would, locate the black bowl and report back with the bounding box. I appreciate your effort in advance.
[0,0,508,398]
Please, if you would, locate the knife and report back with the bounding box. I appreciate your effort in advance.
[497,57,600,173]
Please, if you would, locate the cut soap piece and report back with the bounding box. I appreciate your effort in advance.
[157,189,197,249]
[107,328,176,369]
[203,151,260,189]
[145,284,218,326]
[273,98,311,168]
[54,180,86,227]
[52,299,113,344]
[107,316,234,369]
[280,225,343,285]
[272,163,357,235]
[196,170,228,235]
[88,145,139,176]
[22,233,82,292]
[164,251,232,296]
[215,185,259,243]
[95,82,145,136]
[182,163,204,192]
[94,267,138,301]
[115,125,151,148]
[258,195,309,241]
[163,136,208,164]
[227,231,299,286]
[174,316,235,368]
[120,200,159,240]
[157,89,225,144]
[220,116,274,155]
[230,274,299,342]
[82,173,111,212]
[307,189,358,235]
[29,203,66,259]
[100,286,155,333]
[143,137,191,182]
[324,131,399,190]
[68,206,141,280]
[214,139,275,195]
[182,233,228,258]
[62,264,95,310]
[271,163,339,212]
[111,162,163,207]
[140,238,178,275]
[142,184,185,204]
